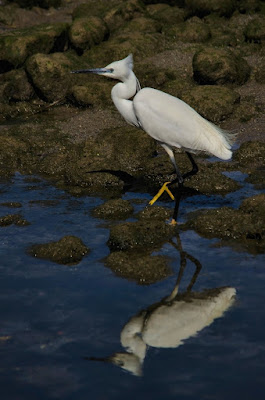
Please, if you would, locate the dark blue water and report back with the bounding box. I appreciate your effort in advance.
[0,173,265,400]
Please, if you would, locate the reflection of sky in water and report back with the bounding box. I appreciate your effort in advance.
[0,173,265,400]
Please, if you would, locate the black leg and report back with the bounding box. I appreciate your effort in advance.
[182,152,199,180]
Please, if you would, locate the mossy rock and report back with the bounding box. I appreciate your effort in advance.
[28,235,89,265]
[104,0,146,31]
[79,126,157,177]
[6,0,62,9]
[108,220,175,251]
[26,52,72,102]
[182,193,265,254]
[236,0,261,14]
[166,16,211,43]
[181,85,240,123]
[147,4,186,24]
[0,69,34,103]
[105,251,172,285]
[92,199,134,220]
[0,214,29,227]
[244,16,265,43]
[0,4,17,25]
[69,82,110,107]
[193,47,250,85]
[69,16,109,52]
[82,31,165,67]
[137,205,172,221]
[233,141,265,168]
[0,22,69,72]
[246,169,265,190]
[143,150,239,194]
[119,17,161,35]
[205,14,245,47]
[185,0,237,17]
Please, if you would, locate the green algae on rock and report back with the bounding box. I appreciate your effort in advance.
[108,220,175,252]
[193,47,250,85]
[28,235,89,265]
[165,16,211,43]
[26,52,72,102]
[92,198,134,220]
[105,251,172,285]
[185,0,237,18]
[182,193,265,254]
[137,205,172,221]
[244,16,265,43]
[0,214,29,227]
[233,141,265,168]
[181,85,240,123]
[0,69,34,103]
[69,16,109,52]
[0,22,69,72]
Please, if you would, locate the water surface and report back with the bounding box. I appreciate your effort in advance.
[0,173,265,400]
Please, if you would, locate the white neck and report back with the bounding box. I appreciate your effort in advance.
[111,71,140,127]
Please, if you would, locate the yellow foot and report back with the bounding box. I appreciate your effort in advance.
[149,182,175,206]
[169,218,177,226]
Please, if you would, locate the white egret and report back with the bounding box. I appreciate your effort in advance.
[71,54,235,212]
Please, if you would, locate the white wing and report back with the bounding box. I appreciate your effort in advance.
[133,88,232,160]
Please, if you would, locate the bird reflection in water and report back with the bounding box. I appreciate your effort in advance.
[87,232,236,376]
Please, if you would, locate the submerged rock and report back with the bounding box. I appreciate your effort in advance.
[0,214,29,226]
[28,235,89,265]
[108,220,175,251]
[92,198,134,220]
[105,251,172,285]
[182,193,265,254]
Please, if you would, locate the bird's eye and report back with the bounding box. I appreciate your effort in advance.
[109,68,114,73]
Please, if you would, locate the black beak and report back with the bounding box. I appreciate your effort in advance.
[71,68,113,75]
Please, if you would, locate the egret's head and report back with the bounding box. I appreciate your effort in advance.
[71,54,134,82]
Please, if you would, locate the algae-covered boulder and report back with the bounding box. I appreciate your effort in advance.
[28,235,89,265]
[244,16,265,43]
[0,69,34,103]
[108,220,175,251]
[137,205,172,221]
[147,4,185,25]
[182,193,265,254]
[181,85,240,122]
[26,52,71,102]
[193,48,250,85]
[0,23,68,72]
[92,198,134,220]
[105,251,172,284]
[185,0,237,17]
[80,126,157,176]
[166,16,211,43]
[0,214,29,227]
[69,16,109,52]
[233,141,265,168]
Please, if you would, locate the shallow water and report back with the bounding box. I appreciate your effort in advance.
[0,173,265,400]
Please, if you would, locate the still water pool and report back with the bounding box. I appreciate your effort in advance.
[0,173,265,400]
